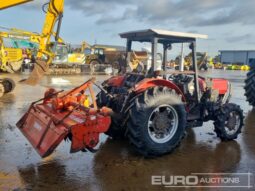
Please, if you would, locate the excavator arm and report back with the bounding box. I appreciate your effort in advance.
[21,0,65,85]
[38,0,64,58]
[0,0,65,85]
[0,0,33,10]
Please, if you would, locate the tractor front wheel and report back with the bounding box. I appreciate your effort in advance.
[127,87,186,157]
[214,103,243,141]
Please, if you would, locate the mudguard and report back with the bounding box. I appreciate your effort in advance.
[211,79,229,95]
[133,78,187,103]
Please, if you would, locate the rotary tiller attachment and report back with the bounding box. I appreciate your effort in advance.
[17,78,112,158]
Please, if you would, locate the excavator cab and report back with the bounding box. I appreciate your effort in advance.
[49,42,69,64]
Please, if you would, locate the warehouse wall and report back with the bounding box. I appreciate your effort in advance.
[220,51,255,65]
[221,52,234,64]
[248,52,255,65]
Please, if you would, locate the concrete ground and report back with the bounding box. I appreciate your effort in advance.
[0,70,254,191]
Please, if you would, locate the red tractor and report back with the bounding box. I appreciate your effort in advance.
[17,29,244,159]
[97,29,244,157]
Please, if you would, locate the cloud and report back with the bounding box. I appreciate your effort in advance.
[23,0,255,28]
[66,0,134,16]
[225,34,254,43]
[194,1,255,26]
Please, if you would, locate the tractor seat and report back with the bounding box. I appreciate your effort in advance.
[124,73,145,88]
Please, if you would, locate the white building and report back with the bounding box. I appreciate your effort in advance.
[219,50,255,65]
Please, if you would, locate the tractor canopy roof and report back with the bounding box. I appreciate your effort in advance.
[120,29,208,44]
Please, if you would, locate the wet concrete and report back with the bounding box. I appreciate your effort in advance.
[0,70,254,191]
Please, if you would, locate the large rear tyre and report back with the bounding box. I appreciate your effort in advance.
[244,69,255,106]
[214,103,243,141]
[127,87,186,157]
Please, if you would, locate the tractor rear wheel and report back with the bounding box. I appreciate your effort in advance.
[127,87,186,157]
[244,68,255,106]
[214,103,243,141]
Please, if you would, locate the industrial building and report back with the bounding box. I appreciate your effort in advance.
[219,50,255,65]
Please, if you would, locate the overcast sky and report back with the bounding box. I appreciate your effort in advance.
[0,0,254,57]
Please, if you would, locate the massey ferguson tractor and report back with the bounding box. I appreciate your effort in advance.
[96,29,244,157]
[17,29,243,158]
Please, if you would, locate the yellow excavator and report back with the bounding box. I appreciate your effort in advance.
[0,27,83,74]
[2,1,61,86]
[1,0,64,85]
[0,0,34,97]
[0,26,88,74]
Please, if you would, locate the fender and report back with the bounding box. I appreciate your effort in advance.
[104,75,125,87]
[133,78,187,103]
[211,78,229,95]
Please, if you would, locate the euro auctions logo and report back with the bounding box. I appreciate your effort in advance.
[151,173,253,188]
[152,175,199,186]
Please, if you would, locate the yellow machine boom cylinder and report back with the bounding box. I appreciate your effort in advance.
[0,0,33,10]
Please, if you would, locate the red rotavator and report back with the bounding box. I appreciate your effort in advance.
[17,78,111,158]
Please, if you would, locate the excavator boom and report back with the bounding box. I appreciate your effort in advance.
[0,0,65,85]
[21,0,65,85]
[0,0,33,10]
[38,0,64,57]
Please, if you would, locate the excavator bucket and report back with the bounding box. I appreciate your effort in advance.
[20,60,49,86]
[17,79,112,158]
